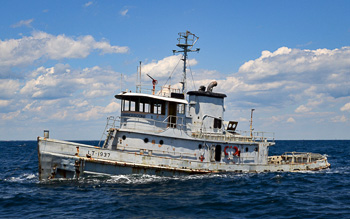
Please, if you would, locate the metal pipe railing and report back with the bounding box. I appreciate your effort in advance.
[104,115,275,143]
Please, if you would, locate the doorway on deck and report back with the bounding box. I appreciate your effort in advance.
[215,145,222,161]
[168,102,177,128]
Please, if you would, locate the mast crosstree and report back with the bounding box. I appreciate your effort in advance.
[173,31,200,94]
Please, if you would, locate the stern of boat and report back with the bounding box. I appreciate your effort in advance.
[268,152,330,171]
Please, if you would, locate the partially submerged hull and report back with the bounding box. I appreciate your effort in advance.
[38,136,330,180]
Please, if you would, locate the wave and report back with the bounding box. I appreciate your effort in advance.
[3,173,38,183]
[36,172,253,185]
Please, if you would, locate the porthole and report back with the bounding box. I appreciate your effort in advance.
[144,138,149,143]
[122,135,126,140]
[198,144,202,149]
[245,147,249,152]
[159,140,164,145]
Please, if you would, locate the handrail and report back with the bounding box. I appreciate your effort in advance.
[268,152,325,164]
[105,115,275,143]
[162,115,186,129]
[135,85,181,97]
[120,115,187,132]
[236,130,275,142]
[98,116,119,147]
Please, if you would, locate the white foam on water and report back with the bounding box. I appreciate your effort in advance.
[98,172,258,185]
[37,169,336,185]
[106,174,170,184]
[4,173,38,183]
[271,174,283,180]
[325,166,350,175]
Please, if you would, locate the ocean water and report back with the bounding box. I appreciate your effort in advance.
[1,140,349,218]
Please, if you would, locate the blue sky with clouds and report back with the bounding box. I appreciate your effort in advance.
[1,1,349,140]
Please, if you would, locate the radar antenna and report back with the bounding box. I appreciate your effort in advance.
[173,31,200,94]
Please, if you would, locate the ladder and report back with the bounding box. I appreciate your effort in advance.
[98,116,117,147]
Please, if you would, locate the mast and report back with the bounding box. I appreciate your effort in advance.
[250,109,255,138]
[136,61,142,93]
[173,31,200,94]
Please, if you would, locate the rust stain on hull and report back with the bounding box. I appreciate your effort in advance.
[37,137,330,180]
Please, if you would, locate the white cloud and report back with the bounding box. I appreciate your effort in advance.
[52,110,68,120]
[70,100,89,108]
[20,64,122,100]
[287,117,296,123]
[307,98,324,107]
[1,64,123,124]
[82,82,113,98]
[238,46,350,84]
[76,102,120,120]
[11,19,34,28]
[1,110,20,120]
[84,1,93,7]
[128,47,349,115]
[331,115,348,123]
[105,102,120,113]
[94,41,129,54]
[295,105,312,113]
[0,100,11,107]
[20,64,72,99]
[23,101,42,112]
[209,46,350,110]
[76,106,102,120]
[238,47,292,80]
[340,103,350,112]
[120,9,129,16]
[141,55,197,83]
[0,31,129,68]
[0,79,20,99]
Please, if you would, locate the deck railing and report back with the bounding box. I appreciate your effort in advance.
[268,152,325,164]
[102,116,275,143]
[282,152,324,163]
[135,85,181,97]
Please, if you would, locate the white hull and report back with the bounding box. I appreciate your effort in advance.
[38,136,330,180]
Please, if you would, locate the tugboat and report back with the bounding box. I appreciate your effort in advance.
[37,31,330,180]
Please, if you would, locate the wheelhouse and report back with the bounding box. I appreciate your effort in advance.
[115,92,188,131]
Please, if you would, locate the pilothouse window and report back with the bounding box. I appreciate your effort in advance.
[130,101,136,111]
[139,102,144,112]
[177,104,185,114]
[122,97,165,115]
[144,103,150,113]
[124,100,130,111]
[154,104,163,115]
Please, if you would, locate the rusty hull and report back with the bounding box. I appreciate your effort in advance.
[38,137,211,180]
[38,137,330,181]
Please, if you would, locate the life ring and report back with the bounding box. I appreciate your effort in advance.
[224,146,240,157]
[233,146,240,157]
[224,146,230,155]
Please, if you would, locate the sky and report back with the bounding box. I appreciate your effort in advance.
[1,0,349,140]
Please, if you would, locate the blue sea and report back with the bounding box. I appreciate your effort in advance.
[1,140,349,218]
